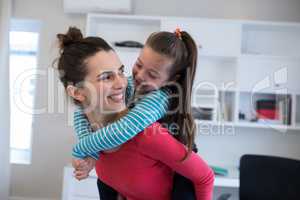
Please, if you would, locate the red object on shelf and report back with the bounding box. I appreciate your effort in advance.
[256,109,279,119]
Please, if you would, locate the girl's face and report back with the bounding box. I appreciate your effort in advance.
[132,46,173,94]
[82,50,127,113]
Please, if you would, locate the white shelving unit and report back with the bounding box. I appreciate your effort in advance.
[86,14,300,189]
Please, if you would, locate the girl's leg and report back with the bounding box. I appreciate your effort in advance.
[171,143,198,200]
[97,179,118,200]
[171,173,196,200]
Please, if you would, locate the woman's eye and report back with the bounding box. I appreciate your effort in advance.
[99,74,113,81]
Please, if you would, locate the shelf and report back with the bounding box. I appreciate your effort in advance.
[195,120,235,127]
[235,122,300,131]
[238,92,293,126]
[213,166,239,188]
[195,120,300,131]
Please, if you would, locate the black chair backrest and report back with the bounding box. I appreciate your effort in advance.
[240,154,300,200]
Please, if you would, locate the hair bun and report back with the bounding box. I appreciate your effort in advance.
[57,26,83,50]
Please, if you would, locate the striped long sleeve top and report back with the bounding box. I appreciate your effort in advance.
[72,76,170,159]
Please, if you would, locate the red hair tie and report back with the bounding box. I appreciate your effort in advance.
[175,28,182,40]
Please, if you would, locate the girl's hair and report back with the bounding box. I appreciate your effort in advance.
[54,26,113,105]
[145,31,198,159]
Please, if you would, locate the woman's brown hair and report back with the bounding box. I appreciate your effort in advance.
[54,26,113,105]
[145,30,198,160]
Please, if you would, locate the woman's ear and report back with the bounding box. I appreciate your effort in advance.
[66,85,86,103]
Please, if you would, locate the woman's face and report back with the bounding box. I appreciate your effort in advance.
[82,50,127,113]
[132,46,173,94]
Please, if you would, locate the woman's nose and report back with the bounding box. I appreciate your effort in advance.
[113,74,126,90]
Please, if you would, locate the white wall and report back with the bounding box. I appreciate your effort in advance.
[10,0,300,199]
[0,0,11,199]
[11,0,84,199]
[134,0,300,22]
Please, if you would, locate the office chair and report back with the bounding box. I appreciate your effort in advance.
[217,154,300,200]
[239,154,300,200]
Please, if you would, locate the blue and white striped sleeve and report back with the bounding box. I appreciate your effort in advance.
[72,88,170,159]
[73,109,99,159]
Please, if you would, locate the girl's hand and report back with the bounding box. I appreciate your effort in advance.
[74,167,90,181]
[72,157,96,181]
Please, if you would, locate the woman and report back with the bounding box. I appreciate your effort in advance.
[56,27,214,200]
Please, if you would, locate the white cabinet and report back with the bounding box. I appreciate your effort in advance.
[86,13,300,130]
[62,167,99,200]
[86,14,161,75]
[84,16,300,192]
[241,23,300,57]
[86,14,161,46]
[161,19,242,57]
[237,57,300,94]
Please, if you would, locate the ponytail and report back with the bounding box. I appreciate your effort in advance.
[145,30,198,160]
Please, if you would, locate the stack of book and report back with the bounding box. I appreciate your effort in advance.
[256,100,278,120]
[256,97,291,125]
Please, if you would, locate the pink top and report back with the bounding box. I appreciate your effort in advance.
[95,122,214,200]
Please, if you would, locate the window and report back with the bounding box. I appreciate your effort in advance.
[9,19,41,164]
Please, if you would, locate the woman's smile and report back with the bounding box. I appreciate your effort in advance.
[107,92,125,104]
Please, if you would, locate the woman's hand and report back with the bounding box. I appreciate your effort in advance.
[72,157,96,181]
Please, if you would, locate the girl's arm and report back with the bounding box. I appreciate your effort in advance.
[138,123,215,200]
[73,110,99,159]
[72,88,170,159]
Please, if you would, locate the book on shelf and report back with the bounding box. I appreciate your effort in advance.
[217,101,230,122]
[255,97,292,125]
[256,99,278,120]
[277,97,292,125]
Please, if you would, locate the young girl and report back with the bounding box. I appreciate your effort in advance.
[56,27,214,200]
[58,27,212,199]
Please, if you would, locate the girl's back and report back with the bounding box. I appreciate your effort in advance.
[95,122,214,200]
